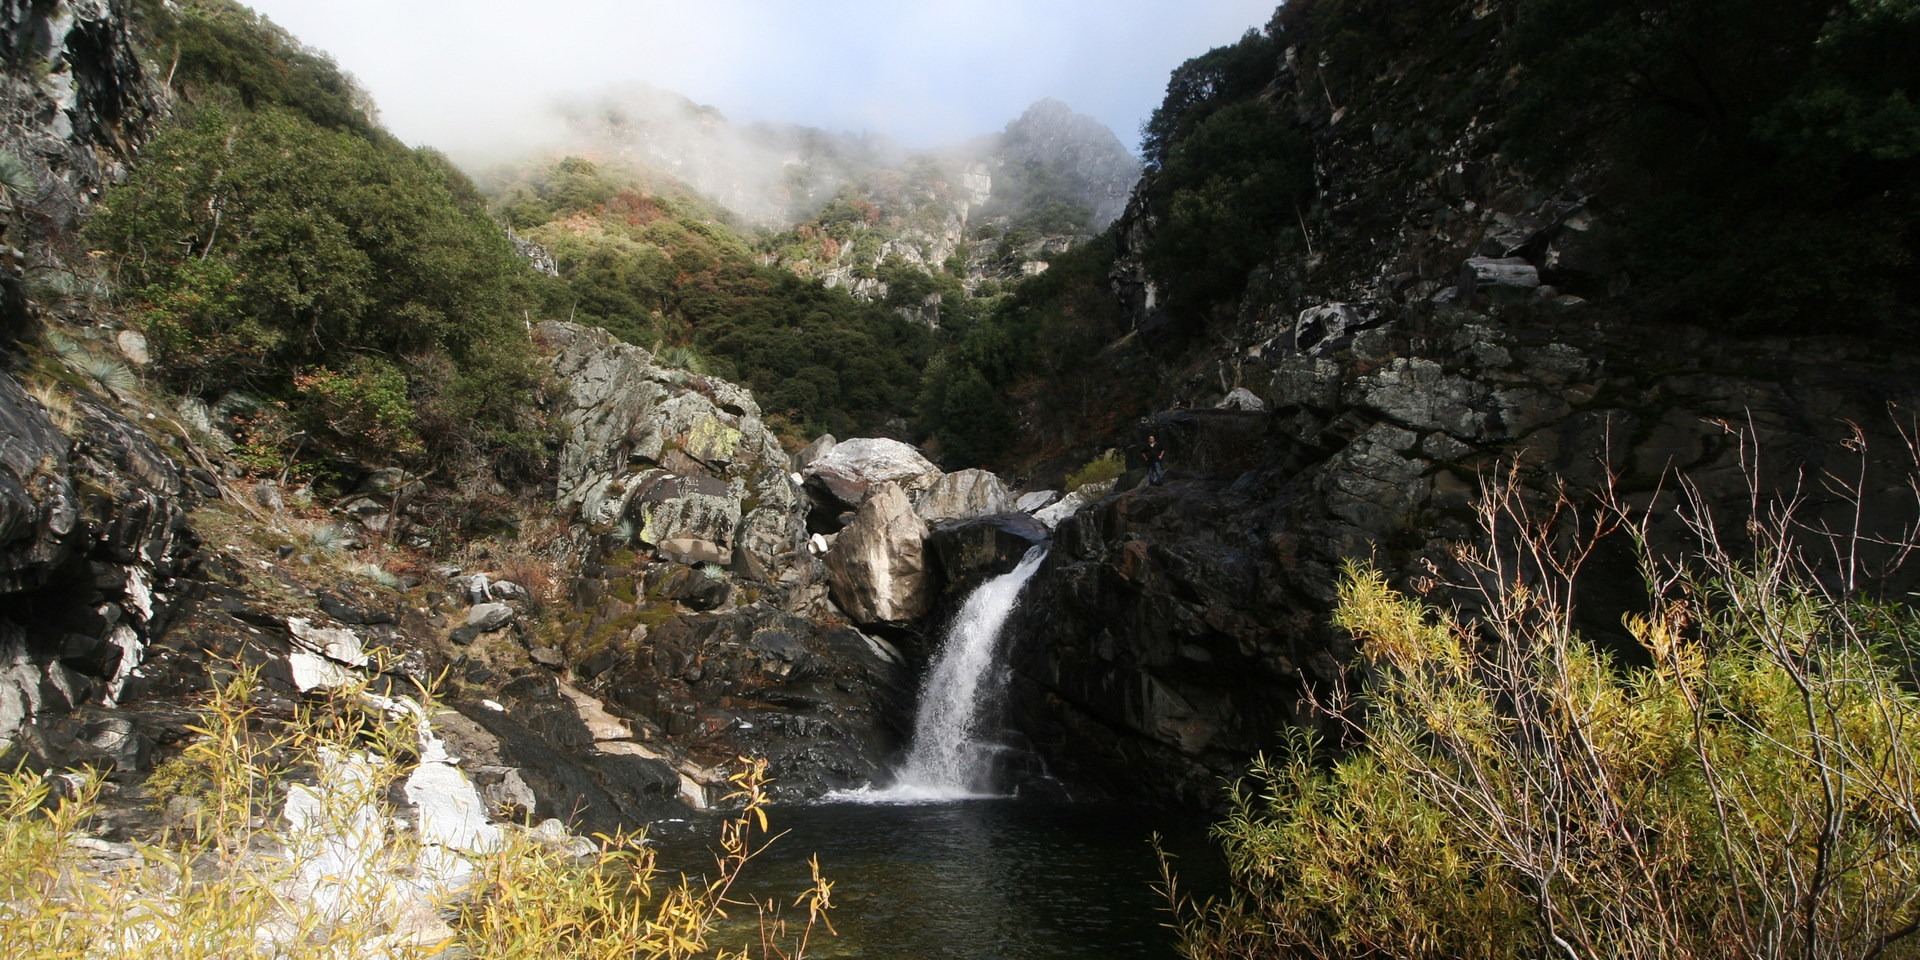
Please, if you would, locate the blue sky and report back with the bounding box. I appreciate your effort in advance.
[241,1,1280,157]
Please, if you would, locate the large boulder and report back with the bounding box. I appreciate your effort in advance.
[916,468,1012,522]
[823,483,932,625]
[801,438,942,514]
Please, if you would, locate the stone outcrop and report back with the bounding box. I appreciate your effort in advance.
[801,436,943,515]
[543,321,802,578]
[926,513,1049,601]
[1,372,199,760]
[824,482,932,625]
[586,602,909,801]
[1,0,163,260]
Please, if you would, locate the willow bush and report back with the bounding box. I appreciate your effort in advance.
[1171,461,1920,960]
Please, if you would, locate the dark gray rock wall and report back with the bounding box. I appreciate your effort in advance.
[1004,311,1920,807]
[1,370,200,762]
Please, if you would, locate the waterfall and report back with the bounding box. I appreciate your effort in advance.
[835,545,1048,803]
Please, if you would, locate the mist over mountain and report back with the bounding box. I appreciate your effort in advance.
[516,84,1139,234]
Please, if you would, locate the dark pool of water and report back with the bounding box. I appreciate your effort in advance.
[645,799,1223,959]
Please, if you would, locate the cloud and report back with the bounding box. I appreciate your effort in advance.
[244,0,1278,156]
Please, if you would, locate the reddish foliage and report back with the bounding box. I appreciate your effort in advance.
[606,190,666,227]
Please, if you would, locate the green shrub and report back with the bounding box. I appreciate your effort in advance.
[1169,473,1920,960]
[293,356,420,456]
[1064,450,1124,492]
[89,101,542,473]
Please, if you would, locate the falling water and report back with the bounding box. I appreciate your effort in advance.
[837,545,1048,803]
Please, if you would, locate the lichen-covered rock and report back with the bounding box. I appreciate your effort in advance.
[824,482,931,625]
[542,321,801,578]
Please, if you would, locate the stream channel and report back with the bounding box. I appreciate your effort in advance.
[647,547,1224,958]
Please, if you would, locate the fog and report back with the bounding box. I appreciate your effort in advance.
[242,0,1279,161]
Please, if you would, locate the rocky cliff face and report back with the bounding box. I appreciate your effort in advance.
[754,99,1140,306]
[1,0,161,261]
[1005,315,1920,805]
[995,1,1920,806]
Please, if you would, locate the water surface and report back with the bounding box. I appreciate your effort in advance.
[648,798,1221,959]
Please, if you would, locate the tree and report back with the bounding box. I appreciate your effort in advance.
[1504,0,1920,333]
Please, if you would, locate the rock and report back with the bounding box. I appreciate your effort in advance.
[1293,302,1359,353]
[823,483,932,625]
[916,468,1012,522]
[404,759,501,854]
[632,491,739,555]
[316,591,393,626]
[357,467,422,498]
[488,579,530,602]
[656,537,730,565]
[646,563,732,611]
[288,618,368,667]
[285,652,353,693]
[791,434,836,472]
[802,437,943,512]
[115,330,149,366]
[175,397,231,452]
[473,765,538,820]
[1014,490,1060,513]
[465,603,514,633]
[1460,256,1541,297]
[529,647,565,668]
[928,514,1050,598]
[0,374,81,595]
[1034,481,1114,529]
[1217,387,1267,412]
[543,321,797,577]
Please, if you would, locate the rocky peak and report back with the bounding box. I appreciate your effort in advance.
[993,97,1140,228]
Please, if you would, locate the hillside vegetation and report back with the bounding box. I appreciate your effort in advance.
[95,0,550,486]
[84,0,1129,479]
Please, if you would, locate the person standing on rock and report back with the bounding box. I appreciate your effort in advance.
[1144,434,1167,486]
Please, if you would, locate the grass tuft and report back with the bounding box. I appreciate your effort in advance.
[0,663,833,959]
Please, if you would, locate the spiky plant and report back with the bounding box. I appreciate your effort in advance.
[42,328,88,365]
[75,354,137,396]
[0,149,37,212]
[347,562,399,588]
[305,523,353,555]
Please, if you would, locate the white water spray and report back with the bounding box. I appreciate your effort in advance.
[835,545,1048,803]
